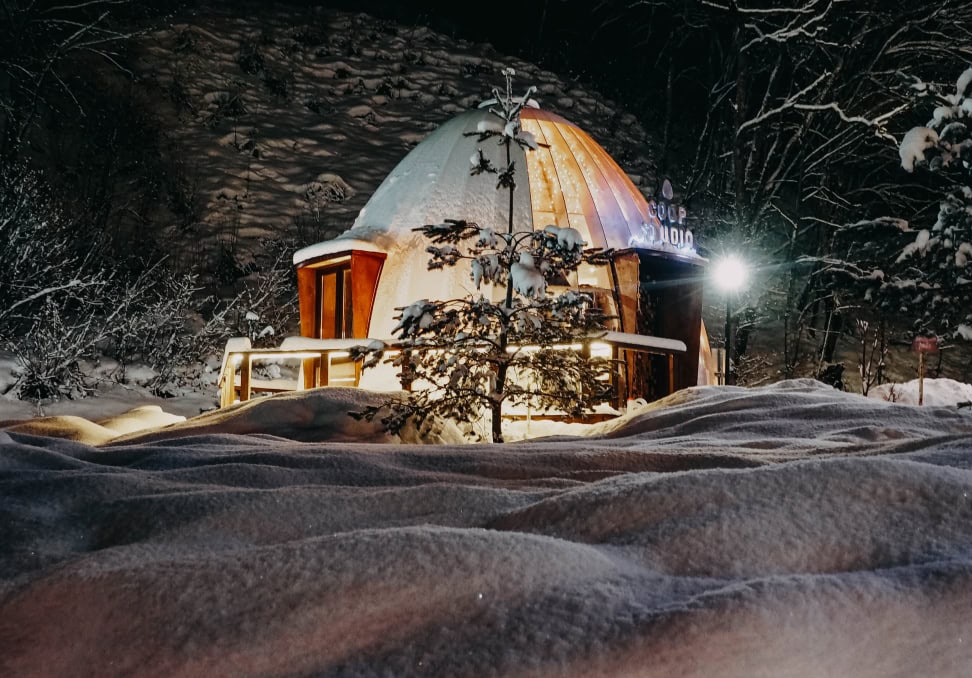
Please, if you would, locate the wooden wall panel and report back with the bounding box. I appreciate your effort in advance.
[612,251,640,400]
[612,252,640,335]
[350,251,386,338]
[297,267,318,338]
[320,271,338,338]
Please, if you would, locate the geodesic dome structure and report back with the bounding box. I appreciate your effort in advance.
[293,104,712,397]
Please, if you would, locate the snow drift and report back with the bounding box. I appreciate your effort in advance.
[2,380,972,676]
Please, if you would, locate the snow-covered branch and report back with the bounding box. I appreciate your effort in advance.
[737,71,832,136]
[789,102,900,141]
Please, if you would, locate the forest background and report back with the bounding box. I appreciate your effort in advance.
[2,0,971,404]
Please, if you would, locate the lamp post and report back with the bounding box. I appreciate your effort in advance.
[712,255,748,385]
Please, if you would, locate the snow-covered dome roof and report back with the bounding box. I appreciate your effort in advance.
[292,106,702,341]
[294,106,697,265]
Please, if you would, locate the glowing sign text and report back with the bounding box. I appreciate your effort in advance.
[629,182,694,252]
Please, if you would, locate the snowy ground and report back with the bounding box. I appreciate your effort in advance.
[869,376,972,406]
[3,379,972,676]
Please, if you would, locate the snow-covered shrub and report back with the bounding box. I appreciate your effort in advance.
[354,70,613,443]
[11,297,96,400]
[0,167,222,399]
[222,238,300,347]
[99,268,207,391]
[127,238,301,392]
[237,39,264,74]
[0,168,110,396]
[204,85,247,128]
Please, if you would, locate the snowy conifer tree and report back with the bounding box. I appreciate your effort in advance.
[820,66,972,361]
[893,66,972,341]
[354,69,612,442]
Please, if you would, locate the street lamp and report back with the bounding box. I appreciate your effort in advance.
[712,255,748,385]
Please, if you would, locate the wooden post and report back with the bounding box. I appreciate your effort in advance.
[668,353,675,395]
[239,354,252,403]
[714,348,726,386]
[319,351,330,387]
[220,356,235,408]
[724,295,734,385]
[626,349,637,403]
[613,345,624,409]
[911,336,938,406]
[302,358,316,390]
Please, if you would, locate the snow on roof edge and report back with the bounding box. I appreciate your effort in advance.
[600,331,687,353]
[293,238,387,266]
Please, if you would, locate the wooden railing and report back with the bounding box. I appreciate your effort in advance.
[218,337,367,408]
[218,332,687,410]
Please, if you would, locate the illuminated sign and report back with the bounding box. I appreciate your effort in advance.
[628,179,695,252]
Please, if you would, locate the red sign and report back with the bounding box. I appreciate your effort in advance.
[912,336,939,353]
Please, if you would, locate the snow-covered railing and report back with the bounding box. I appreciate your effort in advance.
[218,332,686,409]
[218,336,378,408]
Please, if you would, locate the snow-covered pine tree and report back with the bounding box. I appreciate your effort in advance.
[894,67,972,342]
[817,66,972,382]
[353,69,613,443]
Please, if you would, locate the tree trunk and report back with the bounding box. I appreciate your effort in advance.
[820,301,843,365]
[491,136,516,443]
[490,397,503,443]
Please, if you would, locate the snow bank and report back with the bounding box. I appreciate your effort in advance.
[1,415,120,445]
[1,406,186,445]
[109,387,467,445]
[868,377,972,406]
[2,380,972,676]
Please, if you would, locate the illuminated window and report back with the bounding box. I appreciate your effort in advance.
[317,263,353,338]
[297,250,385,341]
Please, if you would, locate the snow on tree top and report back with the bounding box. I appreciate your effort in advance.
[477,96,541,110]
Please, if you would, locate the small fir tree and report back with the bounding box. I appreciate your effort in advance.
[354,69,613,442]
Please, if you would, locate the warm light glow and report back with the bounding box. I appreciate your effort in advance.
[589,341,612,359]
[228,350,356,368]
[508,343,586,354]
[712,255,748,292]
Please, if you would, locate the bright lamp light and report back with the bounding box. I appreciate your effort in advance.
[712,255,748,292]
